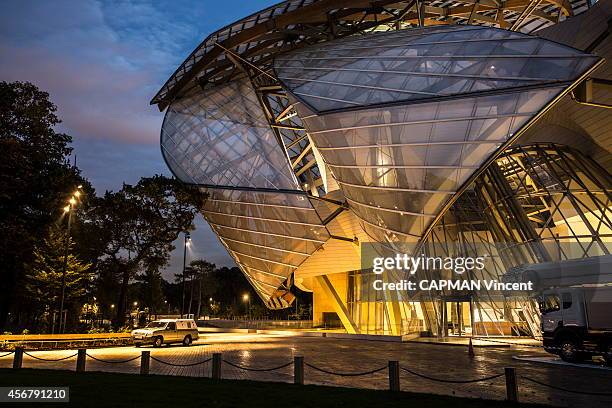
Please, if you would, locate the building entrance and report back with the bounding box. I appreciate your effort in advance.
[442,297,473,337]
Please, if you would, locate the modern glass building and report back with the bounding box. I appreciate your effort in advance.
[153,0,611,337]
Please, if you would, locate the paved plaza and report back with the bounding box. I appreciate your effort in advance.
[1,333,611,407]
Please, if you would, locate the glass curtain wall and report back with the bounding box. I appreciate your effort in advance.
[346,144,611,336]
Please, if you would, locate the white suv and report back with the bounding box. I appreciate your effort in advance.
[131,319,199,347]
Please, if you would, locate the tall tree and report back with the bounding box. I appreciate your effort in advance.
[24,226,93,331]
[186,259,216,318]
[89,175,206,327]
[135,254,167,315]
[0,81,90,331]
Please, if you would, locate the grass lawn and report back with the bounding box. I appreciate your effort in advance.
[0,369,544,408]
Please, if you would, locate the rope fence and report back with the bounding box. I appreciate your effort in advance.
[0,351,14,358]
[223,359,292,372]
[23,351,78,361]
[520,375,612,397]
[150,356,212,367]
[86,354,141,364]
[304,362,387,377]
[5,347,612,402]
[400,366,505,384]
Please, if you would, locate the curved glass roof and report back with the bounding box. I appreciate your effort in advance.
[151,1,586,109]
[295,86,567,245]
[275,25,599,113]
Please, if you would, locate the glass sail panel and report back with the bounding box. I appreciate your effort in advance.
[275,26,598,113]
[161,77,298,190]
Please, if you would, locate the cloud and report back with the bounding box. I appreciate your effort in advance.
[0,0,274,270]
[0,0,278,147]
[0,1,152,143]
[0,0,196,145]
[70,138,167,193]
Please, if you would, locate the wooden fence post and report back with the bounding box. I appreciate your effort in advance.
[294,356,304,385]
[140,351,150,375]
[505,367,518,402]
[13,347,23,369]
[76,349,86,372]
[388,360,400,392]
[212,353,222,380]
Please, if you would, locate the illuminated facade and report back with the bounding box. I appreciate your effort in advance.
[154,0,611,336]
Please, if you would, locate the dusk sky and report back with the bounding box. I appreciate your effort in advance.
[0,0,278,279]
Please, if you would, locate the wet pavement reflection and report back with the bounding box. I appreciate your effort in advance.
[1,333,610,407]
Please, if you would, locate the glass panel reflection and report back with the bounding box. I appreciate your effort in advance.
[161,78,298,190]
[275,26,597,113]
[201,187,329,304]
[295,88,564,245]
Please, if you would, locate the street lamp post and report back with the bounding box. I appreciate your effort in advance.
[57,206,71,334]
[58,186,83,333]
[243,293,250,319]
[133,301,139,327]
[181,231,191,318]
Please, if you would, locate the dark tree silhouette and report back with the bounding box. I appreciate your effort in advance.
[88,176,206,327]
[0,81,90,331]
